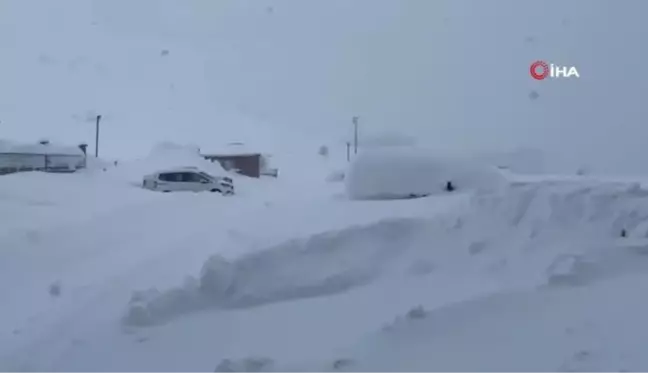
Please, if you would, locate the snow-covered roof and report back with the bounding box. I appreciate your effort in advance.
[0,139,84,156]
[200,143,263,157]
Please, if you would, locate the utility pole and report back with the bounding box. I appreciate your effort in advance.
[352,116,359,155]
[346,142,351,162]
[95,114,101,157]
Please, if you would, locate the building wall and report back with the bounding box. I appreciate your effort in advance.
[204,154,261,178]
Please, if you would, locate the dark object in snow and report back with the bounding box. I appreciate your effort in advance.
[215,357,274,372]
[529,90,540,100]
[49,281,61,297]
[407,193,429,199]
[621,229,627,237]
[332,358,354,370]
[445,181,455,192]
[407,305,427,319]
[160,49,170,56]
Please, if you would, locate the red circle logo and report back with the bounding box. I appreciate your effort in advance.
[530,60,549,80]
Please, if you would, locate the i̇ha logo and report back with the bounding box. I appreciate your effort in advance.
[530,60,580,80]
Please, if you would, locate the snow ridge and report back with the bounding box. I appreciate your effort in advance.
[126,180,648,332]
[123,218,428,326]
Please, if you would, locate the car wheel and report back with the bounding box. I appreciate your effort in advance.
[162,190,170,193]
[210,188,221,193]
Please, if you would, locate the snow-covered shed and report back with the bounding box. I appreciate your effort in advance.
[200,142,264,178]
[0,139,86,175]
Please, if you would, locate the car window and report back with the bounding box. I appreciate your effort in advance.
[159,172,182,182]
[182,172,208,183]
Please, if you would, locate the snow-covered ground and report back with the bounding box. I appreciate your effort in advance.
[3,0,648,371]
[3,144,648,371]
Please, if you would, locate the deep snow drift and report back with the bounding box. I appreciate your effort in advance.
[129,179,648,327]
[76,177,648,372]
[122,218,430,327]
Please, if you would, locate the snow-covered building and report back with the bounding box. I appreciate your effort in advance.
[201,142,277,178]
[0,139,86,175]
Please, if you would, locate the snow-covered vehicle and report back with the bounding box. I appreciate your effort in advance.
[142,167,234,195]
[345,147,507,200]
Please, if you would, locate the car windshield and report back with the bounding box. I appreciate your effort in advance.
[198,171,216,180]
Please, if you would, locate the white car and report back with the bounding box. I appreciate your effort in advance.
[142,168,234,195]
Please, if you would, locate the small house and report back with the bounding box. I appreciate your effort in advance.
[0,139,86,175]
[201,143,262,178]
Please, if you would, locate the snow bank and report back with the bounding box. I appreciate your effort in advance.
[129,179,648,368]
[0,169,166,239]
[345,148,507,200]
[124,179,648,329]
[123,218,427,326]
[339,273,648,372]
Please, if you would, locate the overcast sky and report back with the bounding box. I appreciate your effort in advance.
[1,0,647,173]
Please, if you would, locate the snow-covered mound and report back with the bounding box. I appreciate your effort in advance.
[125,179,648,330]
[186,180,648,372]
[345,147,508,200]
[123,218,427,326]
[0,169,166,238]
